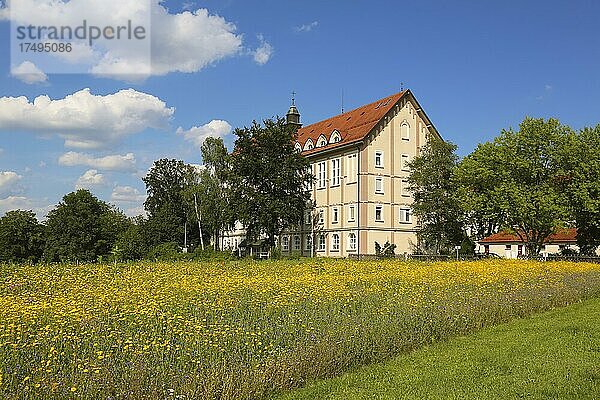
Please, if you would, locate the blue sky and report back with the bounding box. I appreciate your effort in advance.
[1,0,600,218]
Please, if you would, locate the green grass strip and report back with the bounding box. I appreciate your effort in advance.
[276,297,600,400]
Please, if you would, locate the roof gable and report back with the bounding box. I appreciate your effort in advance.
[296,90,408,155]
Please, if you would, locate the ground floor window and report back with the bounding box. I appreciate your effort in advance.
[282,236,289,251]
[348,233,357,250]
[318,235,326,251]
[332,233,340,251]
[305,235,312,251]
[294,235,301,251]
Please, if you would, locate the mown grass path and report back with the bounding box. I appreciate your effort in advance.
[277,296,600,400]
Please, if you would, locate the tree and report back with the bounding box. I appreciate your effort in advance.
[557,125,600,255]
[0,210,44,263]
[229,117,313,249]
[143,159,194,248]
[407,136,464,254]
[114,217,147,261]
[456,118,571,256]
[44,190,129,262]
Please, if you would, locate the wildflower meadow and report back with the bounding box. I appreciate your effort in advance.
[1,259,600,399]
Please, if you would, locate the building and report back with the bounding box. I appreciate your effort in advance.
[221,90,442,257]
[477,228,600,258]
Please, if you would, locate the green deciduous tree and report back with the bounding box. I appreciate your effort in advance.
[407,136,465,254]
[456,118,571,256]
[44,190,129,262]
[0,210,45,263]
[229,117,313,249]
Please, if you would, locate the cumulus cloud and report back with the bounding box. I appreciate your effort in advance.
[75,169,107,189]
[59,152,137,172]
[252,34,273,65]
[3,0,248,81]
[176,120,232,149]
[111,185,145,203]
[0,171,23,197]
[0,88,174,149]
[0,196,54,219]
[11,61,48,84]
[295,21,318,33]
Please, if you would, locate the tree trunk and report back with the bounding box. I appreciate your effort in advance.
[193,193,204,251]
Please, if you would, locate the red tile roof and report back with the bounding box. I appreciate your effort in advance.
[479,228,578,244]
[296,91,408,155]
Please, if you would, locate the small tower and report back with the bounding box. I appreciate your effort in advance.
[286,91,302,128]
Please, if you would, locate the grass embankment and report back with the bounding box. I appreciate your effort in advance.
[1,260,600,399]
[278,296,600,400]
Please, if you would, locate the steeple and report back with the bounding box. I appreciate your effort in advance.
[286,91,302,128]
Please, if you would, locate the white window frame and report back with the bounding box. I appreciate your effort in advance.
[348,204,356,222]
[331,158,341,187]
[347,154,357,184]
[318,235,326,252]
[318,161,327,189]
[306,165,313,190]
[332,233,340,251]
[319,209,324,225]
[401,122,410,141]
[282,236,289,251]
[305,235,312,251]
[375,177,384,194]
[375,151,384,168]
[375,204,383,222]
[401,154,410,172]
[401,179,410,197]
[293,235,301,251]
[399,207,412,224]
[332,207,339,224]
[348,233,357,251]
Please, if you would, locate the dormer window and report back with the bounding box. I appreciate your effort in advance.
[294,142,302,153]
[316,134,328,148]
[330,130,342,143]
[304,139,314,151]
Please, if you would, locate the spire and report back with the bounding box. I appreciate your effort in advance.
[286,91,301,128]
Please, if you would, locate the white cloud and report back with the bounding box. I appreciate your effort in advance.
[176,120,232,149]
[0,88,174,149]
[75,169,107,189]
[124,205,147,218]
[3,1,246,81]
[111,185,145,203]
[11,61,48,84]
[0,196,54,219]
[59,151,137,172]
[295,21,318,33]
[0,171,22,197]
[252,34,273,65]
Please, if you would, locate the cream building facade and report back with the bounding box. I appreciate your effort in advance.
[221,90,442,257]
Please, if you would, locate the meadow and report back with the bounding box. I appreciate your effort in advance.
[1,259,600,399]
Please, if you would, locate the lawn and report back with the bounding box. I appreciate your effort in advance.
[277,296,600,400]
[1,259,600,399]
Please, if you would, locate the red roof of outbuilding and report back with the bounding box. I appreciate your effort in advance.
[479,228,578,244]
[296,91,408,155]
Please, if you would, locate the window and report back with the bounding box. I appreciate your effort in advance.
[375,151,383,168]
[401,122,410,140]
[304,210,312,225]
[505,245,511,251]
[399,207,412,224]
[318,235,326,251]
[305,235,312,251]
[375,205,383,222]
[401,179,410,197]
[282,236,289,251]
[348,204,356,222]
[484,245,490,254]
[294,142,302,153]
[294,235,301,251]
[401,154,410,172]
[306,166,313,190]
[304,139,314,151]
[347,154,357,183]
[332,234,340,251]
[348,233,357,251]
[375,177,384,194]
[330,130,342,143]
[331,158,340,186]
[317,135,328,147]
[319,209,324,225]
[318,162,327,189]
[332,207,339,223]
